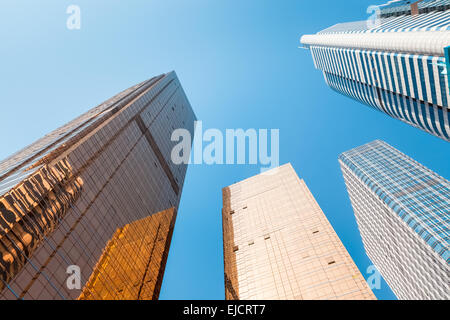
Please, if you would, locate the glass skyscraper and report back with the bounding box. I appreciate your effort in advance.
[0,71,196,300]
[339,140,449,300]
[301,0,450,141]
[222,164,375,300]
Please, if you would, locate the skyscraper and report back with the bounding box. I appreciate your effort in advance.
[301,0,450,141]
[79,208,177,300]
[0,71,196,300]
[339,140,449,300]
[222,164,375,300]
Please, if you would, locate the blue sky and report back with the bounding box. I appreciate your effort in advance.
[0,0,448,300]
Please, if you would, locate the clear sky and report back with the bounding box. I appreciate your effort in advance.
[0,0,448,300]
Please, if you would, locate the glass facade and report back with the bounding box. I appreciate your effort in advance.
[0,71,196,300]
[377,0,450,18]
[339,140,450,299]
[222,164,375,300]
[79,208,177,300]
[446,46,450,84]
[301,1,450,141]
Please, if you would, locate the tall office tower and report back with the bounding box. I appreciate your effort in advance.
[339,140,450,300]
[0,71,196,300]
[222,164,376,300]
[301,0,450,141]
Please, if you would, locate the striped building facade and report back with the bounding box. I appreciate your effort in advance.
[301,0,450,141]
[339,140,449,300]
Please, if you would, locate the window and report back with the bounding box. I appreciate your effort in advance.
[230,210,235,215]
[248,241,254,246]
[312,229,319,234]
[264,234,270,240]
[243,206,247,209]
[233,245,239,252]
